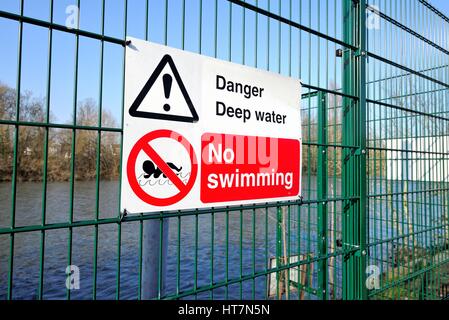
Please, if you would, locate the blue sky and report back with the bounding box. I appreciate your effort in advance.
[0,0,448,126]
[431,0,449,14]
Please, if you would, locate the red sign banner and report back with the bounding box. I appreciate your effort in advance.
[200,133,301,203]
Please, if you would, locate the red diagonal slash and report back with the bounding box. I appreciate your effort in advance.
[141,142,186,192]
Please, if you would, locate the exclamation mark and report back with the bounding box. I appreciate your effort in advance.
[163,73,172,112]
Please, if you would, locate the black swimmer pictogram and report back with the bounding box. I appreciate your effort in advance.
[143,160,182,179]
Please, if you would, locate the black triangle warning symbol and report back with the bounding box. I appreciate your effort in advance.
[129,54,199,123]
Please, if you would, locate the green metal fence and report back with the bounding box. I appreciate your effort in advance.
[0,0,448,300]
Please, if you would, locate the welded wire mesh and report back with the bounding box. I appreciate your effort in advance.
[0,0,448,300]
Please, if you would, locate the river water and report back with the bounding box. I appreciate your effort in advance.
[0,181,316,300]
[0,179,446,299]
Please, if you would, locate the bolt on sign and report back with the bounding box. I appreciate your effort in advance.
[121,37,302,214]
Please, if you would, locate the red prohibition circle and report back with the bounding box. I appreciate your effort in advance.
[127,129,198,206]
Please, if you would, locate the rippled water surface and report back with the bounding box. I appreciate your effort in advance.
[1,179,445,299]
[0,181,296,300]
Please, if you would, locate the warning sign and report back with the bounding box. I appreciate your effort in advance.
[121,38,302,214]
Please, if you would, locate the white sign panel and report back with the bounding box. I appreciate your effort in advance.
[121,37,302,214]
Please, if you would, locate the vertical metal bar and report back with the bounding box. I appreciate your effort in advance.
[176,0,185,299]
[252,0,258,299]
[286,0,292,300]
[7,0,24,301]
[176,215,181,297]
[252,207,256,299]
[265,207,268,299]
[142,0,170,300]
[116,0,128,301]
[239,208,243,299]
[276,1,284,299]
[164,0,168,46]
[194,212,198,299]
[138,0,149,300]
[225,0,232,300]
[199,0,203,54]
[317,91,328,300]
[92,0,106,300]
[357,0,368,300]
[239,2,245,299]
[297,0,302,300]
[145,0,149,41]
[342,0,367,300]
[210,210,215,300]
[158,214,165,299]
[342,0,353,300]
[66,0,81,301]
[306,0,312,285]
[38,0,54,300]
[138,217,143,299]
[331,0,338,299]
[276,206,282,299]
[225,208,229,299]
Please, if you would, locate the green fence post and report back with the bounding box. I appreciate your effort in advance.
[342,0,367,300]
[357,0,368,300]
[342,0,354,300]
[317,92,328,300]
